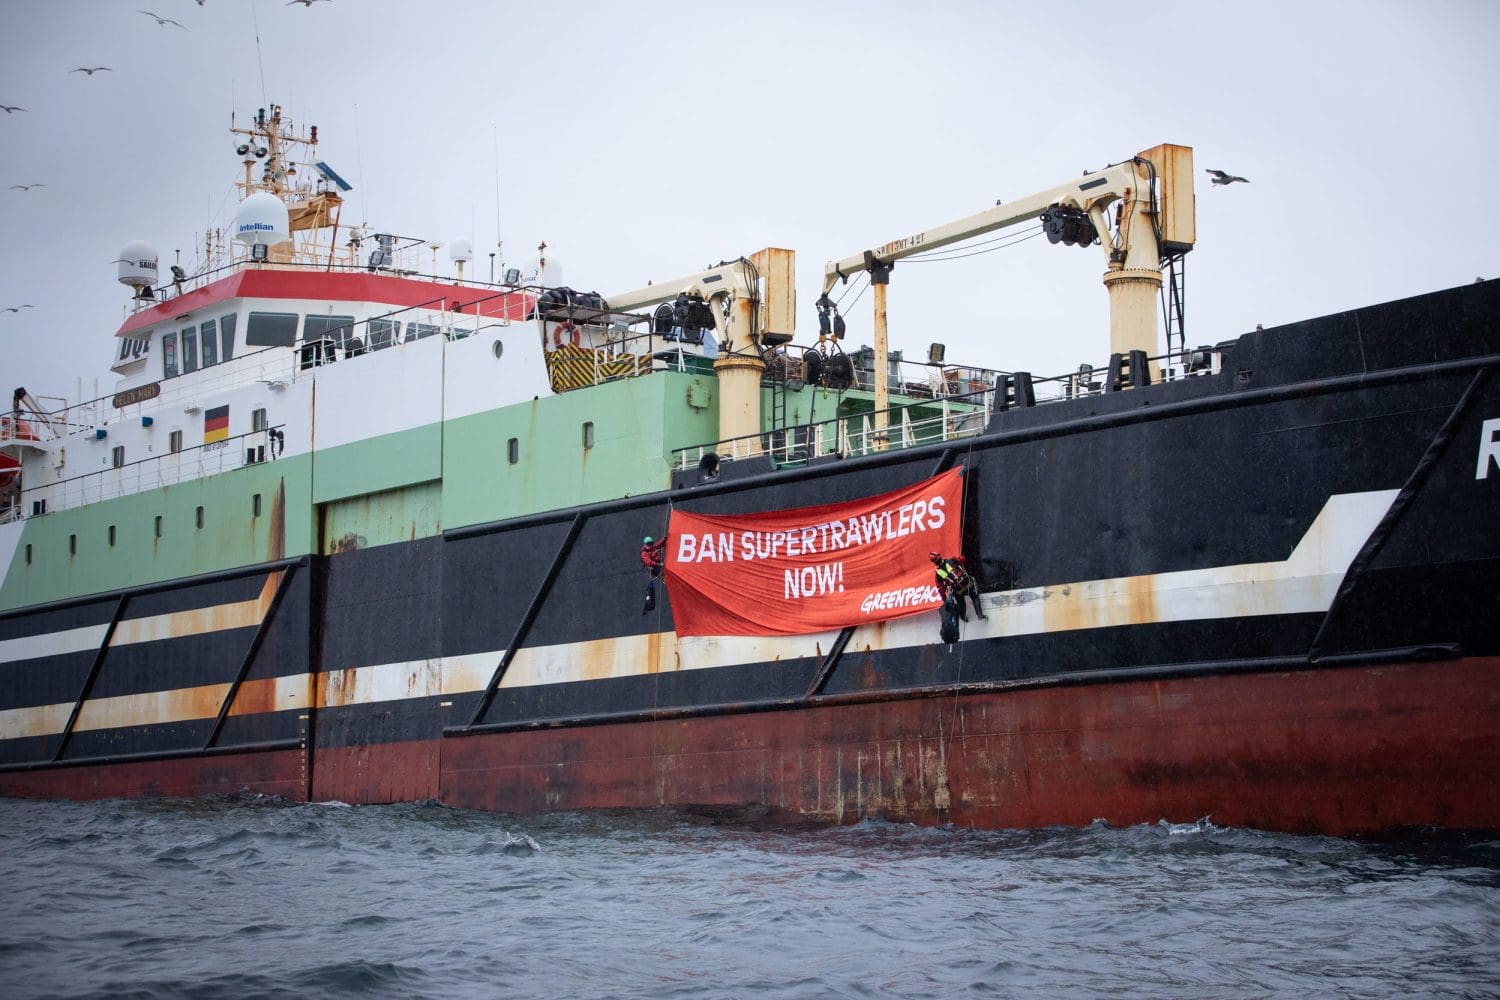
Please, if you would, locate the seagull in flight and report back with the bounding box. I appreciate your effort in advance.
[0,105,24,114]
[9,183,44,191]
[138,10,187,28]
[286,0,333,6]
[1206,169,1250,186]
[2,304,35,313]
[71,66,113,76]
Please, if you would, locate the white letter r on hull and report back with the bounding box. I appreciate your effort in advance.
[1478,418,1500,480]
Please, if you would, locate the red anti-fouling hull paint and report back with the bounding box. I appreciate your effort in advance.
[0,749,306,802]
[438,658,1500,835]
[312,739,440,805]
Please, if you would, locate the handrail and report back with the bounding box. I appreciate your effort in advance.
[673,387,994,471]
[63,290,542,419]
[670,336,1242,472]
[17,423,286,516]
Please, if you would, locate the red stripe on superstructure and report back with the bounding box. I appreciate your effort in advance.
[115,270,535,337]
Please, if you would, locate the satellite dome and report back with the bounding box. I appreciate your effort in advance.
[448,238,473,264]
[520,251,564,287]
[232,191,290,247]
[116,240,159,289]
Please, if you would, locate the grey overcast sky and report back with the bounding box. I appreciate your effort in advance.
[2,0,1497,400]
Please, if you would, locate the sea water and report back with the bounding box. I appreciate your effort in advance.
[1,796,1495,998]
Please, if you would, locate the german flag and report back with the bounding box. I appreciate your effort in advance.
[203,404,229,444]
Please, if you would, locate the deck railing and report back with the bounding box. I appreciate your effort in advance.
[671,340,1233,473]
[673,388,993,472]
[11,425,286,519]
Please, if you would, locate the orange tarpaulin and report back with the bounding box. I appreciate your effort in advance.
[664,467,964,636]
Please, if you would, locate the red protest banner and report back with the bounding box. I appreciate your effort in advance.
[664,467,964,636]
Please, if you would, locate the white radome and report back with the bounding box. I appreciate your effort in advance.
[116,239,159,289]
[448,238,473,264]
[521,252,563,287]
[232,191,290,247]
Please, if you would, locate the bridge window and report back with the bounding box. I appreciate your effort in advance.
[406,322,441,342]
[246,311,299,348]
[303,314,358,350]
[200,319,218,367]
[162,332,178,378]
[368,318,400,351]
[181,328,199,373]
[220,313,237,360]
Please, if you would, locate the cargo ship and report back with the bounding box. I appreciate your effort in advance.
[2,106,1496,835]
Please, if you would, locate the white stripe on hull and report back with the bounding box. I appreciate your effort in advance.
[0,491,1397,739]
[0,674,310,742]
[0,624,111,664]
[0,576,280,666]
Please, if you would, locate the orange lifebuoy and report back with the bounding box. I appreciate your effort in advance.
[553,323,581,348]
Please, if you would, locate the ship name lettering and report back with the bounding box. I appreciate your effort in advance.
[1477,418,1500,480]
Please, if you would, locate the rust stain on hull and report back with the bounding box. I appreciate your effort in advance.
[269,477,286,561]
[6,655,1496,837]
[0,750,305,802]
[440,656,1500,836]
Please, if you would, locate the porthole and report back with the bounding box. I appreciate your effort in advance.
[492,340,504,359]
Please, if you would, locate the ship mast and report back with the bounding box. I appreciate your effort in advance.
[227,104,353,269]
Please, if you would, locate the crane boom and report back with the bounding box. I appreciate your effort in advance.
[607,249,797,456]
[609,248,795,353]
[819,145,1194,448]
[821,160,1142,295]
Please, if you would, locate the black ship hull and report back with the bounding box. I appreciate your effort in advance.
[4,280,1499,834]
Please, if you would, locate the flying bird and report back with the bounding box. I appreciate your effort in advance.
[0,105,24,114]
[1206,169,1250,186]
[9,183,44,191]
[70,66,113,75]
[138,10,187,28]
[2,305,35,313]
[286,0,333,6]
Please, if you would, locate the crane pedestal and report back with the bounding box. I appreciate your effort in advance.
[1103,267,1163,361]
[714,353,766,456]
